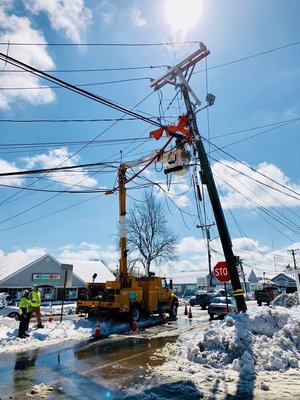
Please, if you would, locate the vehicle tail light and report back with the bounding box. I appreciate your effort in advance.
[226,306,231,312]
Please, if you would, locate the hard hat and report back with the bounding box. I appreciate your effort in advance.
[23,289,29,296]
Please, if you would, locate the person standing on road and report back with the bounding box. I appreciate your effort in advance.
[30,285,44,328]
[18,290,31,339]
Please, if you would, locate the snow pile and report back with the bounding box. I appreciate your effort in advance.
[155,306,300,380]
[0,292,13,306]
[272,292,299,308]
[0,317,94,352]
[26,383,54,398]
[0,314,163,353]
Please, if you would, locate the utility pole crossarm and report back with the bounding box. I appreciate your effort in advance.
[150,42,210,92]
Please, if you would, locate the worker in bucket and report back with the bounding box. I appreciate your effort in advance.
[29,285,44,328]
[18,290,31,339]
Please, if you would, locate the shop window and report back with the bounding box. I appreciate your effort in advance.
[66,288,78,300]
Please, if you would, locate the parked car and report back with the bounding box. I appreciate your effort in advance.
[189,291,219,309]
[208,296,238,320]
[0,304,20,320]
[188,296,197,306]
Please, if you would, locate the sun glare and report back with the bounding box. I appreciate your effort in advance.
[164,0,202,35]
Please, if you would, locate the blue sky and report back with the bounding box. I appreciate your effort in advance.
[0,0,299,279]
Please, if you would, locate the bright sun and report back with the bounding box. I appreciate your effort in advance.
[164,0,202,35]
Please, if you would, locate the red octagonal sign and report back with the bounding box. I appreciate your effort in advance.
[214,261,230,282]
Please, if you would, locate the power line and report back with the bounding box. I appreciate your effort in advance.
[195,40,300,73]
[0,51,162,128]
[204,137,300,199]
[210,117,300,139]
[0,41,199,47]
[0,76,151,90]
[0,117,173,123]
[2,65,170,73]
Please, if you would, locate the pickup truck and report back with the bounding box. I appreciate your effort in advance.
[255,287,280,306]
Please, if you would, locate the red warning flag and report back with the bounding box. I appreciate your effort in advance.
[149,115,192,144]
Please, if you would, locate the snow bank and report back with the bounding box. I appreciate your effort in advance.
[156,306,300,377]
[272,292,299,308]
[0,317,93,352]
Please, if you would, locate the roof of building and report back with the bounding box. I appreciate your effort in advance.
[0,253,57,283]
[165,271,205,285]
[247,269,259,283]
[61,259,115,283]
[271,273,296,284]
[0,253,114,285]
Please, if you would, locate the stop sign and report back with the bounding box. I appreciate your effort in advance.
[214,261,230,282]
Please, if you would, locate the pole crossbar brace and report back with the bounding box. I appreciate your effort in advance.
[150,42,210,103]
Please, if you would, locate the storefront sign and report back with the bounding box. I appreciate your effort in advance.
[32,273,60,281]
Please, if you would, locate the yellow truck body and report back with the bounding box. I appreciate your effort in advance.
[76,275,178,321]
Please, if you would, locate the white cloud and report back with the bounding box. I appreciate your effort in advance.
[25,0,92,43]
[176,236,207,254]
[127,6,147,27]
[212,160,300,209]
[0,159,24,186]
[0,6,56,109]
[22,147,98,190]
[97,0,117,25]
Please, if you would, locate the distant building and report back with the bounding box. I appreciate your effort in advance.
[247,269,260,292]
[166,271,204,297]
[271,273,297,293]
[0,253,114,301]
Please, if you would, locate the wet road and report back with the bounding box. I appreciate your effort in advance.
[0,307,209,400]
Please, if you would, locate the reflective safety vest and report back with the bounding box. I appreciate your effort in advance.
[19,297,32,315]
[30,290,41,307]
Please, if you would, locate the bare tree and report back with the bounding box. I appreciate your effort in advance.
[126,191,178,276]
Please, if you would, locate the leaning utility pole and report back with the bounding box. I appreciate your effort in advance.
[150,43,247,312]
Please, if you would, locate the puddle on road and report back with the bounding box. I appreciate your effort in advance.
[0,316,206,400]
[0,334,177,399]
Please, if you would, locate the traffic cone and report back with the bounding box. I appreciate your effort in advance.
[184,303,188,315]
[93,321,101,338]
[48,302,53,323]
[188,306,193,319]
[131,320,138,333]
[162,313,168,325]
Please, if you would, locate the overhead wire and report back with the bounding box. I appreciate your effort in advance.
[213,171,298,241]
[0,40,199,46]
[2,64,171,73]
[204,137,300,200]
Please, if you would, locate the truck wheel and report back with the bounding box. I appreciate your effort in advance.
[130,304,141,322]
[169,301,178,320]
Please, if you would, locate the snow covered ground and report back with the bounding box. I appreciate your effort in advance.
[0,294,299,399]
